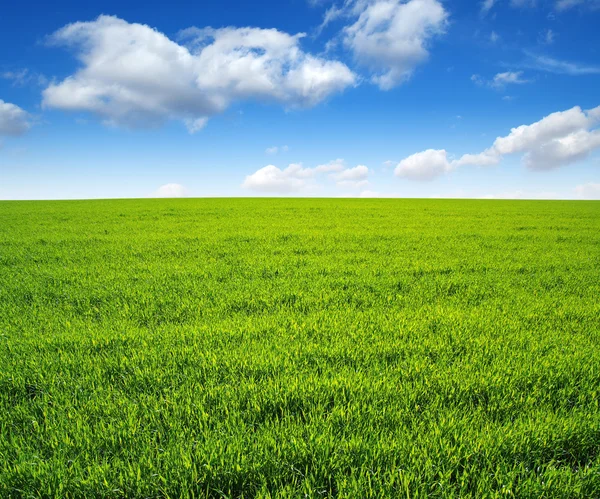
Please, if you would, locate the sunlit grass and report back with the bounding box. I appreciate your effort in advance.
[1,198,599,498]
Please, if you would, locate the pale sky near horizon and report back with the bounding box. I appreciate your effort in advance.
[1,0,600,200]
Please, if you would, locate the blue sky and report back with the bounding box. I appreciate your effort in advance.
[1,0,599,200]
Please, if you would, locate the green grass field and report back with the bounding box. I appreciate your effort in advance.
[1,198,600,498]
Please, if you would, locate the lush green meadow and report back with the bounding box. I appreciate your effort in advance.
[1,198,599,498]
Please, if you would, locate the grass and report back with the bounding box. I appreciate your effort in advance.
[0,198,599,498]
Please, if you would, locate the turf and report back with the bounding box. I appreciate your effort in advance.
[1,198,599,498]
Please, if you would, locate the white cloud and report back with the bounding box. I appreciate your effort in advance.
[284,162,317,178]
[342,0,449,89]
[357,190,404,197]
[0,100,32,136]
[395,105,600,180]
[574,182,600,199]
[316,4,345,35]
[315,158,346,172]
[337,179,370,188]
[466,105,600,170]
[395,149,454,180]
[471,74,484,86]
[511,0,537,7]
[153,183,189,198]
[491,106,594,154]
[265,145,289,155]
[539,29,555,45]
[243,160,370,192]
[479,190,559,199]
[331,164,370,187]
[523,52,600,75]
[490,31,500,43]
[242,164,314,192]
[1,69,48,87]
[481,0,497,15]
[473,71,531,89]
[556,0,583,8]
[2,69,29,85]
[492,71,530,87]
[42,15,356,131]
[184,117,209,133]
[556,0,600,11]
[359,190,381,197]
[523,129,600,169]
[331,164,369,180]
[454,151,500,167]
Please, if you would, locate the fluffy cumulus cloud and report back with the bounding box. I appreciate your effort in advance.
[243,160,370,193]
[489,106,600,169]
[242,163,315,192]
[341,0,448,89]
[395,105,600,180]
[574,182,600,199]
[0,100,32,136]
[315,158,346,173]
[395,149,454,180]
[331,164,369,187]
[152,183,189,198]
[42,16,356,132]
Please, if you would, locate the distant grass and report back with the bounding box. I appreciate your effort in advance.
[0,198,599,498]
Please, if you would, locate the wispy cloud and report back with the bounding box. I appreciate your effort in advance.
[314,4,345,36]
[1,68,48,87]
[265,145,289,155]
[480,0,497,16]
[538,29,555,45]
[511,0,537,7]
[556,0,583,9]
[491,71,531,87]
[555,0,600,11]
[522,52,600,75]
[471,71,532,90]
